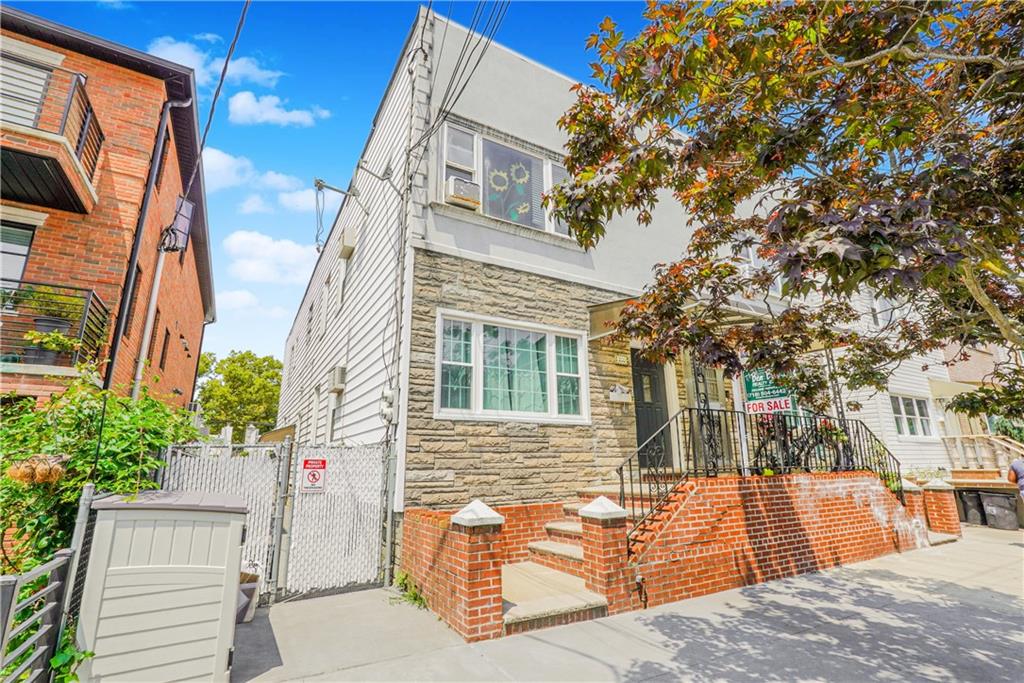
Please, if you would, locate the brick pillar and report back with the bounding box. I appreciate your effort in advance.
[450,500,504,641]
[579,496,632,614]
[922,479,961,536]
[902,479,927,525]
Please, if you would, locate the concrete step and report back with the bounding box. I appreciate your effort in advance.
[528,540,583,562]
[563,501,642,520]
[502,561,608,636]
[527,540,586,579]
[544,520,582,545]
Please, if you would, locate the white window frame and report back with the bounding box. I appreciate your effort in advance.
[329,393,343,443]
[442,123,572,238]
[433,309,590,424]
[889,394,935,438]
[736,241,782,296]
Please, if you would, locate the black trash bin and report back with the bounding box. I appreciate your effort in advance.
[979,492,1019,531]
[959,490,986,525]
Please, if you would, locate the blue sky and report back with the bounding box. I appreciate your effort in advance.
[12,1,647,360]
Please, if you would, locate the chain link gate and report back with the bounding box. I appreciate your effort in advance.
[281,445,386,597]
[159,440,388,602]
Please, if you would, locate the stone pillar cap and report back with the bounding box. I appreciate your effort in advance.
[901,478,922,492]
[451,499,505,527]
[579,495,628,521]
[923,478,954,491]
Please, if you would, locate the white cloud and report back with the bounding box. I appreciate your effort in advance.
[228,91,330,127]
[259,171,302,191]
[202,148,256,192]
[146,37,283,88]
[223,230,318,285]
[218,289,259,310]
[217,288,290,319]
[148,36,212,85]
[203,148,303,196]
[193,32,222,43]
[277,189,342,214]
[239,194,273,214]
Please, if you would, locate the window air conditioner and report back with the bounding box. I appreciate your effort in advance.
[446,176,481,210]
[328,366,347,394]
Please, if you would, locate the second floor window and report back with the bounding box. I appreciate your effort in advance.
[444,124,570,236]
[890,395,932,437]
[1,221,34,281]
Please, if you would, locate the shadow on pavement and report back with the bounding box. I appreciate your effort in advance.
[232,609,283,682]
[621,570,1023,682]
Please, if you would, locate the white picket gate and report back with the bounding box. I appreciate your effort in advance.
[159,440,388,601]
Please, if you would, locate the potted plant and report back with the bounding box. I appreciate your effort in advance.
[22,285,80,337]
[23,330,81,365]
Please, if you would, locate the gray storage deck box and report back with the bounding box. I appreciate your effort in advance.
[77,491,247,681]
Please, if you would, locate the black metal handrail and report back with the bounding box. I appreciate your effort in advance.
[0,52,104,180]
[616,406,904,554]
[0,278,110,367]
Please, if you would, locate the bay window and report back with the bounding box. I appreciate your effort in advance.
[890,395,933,436]
[443,123,571,236]
[437,311,588,422]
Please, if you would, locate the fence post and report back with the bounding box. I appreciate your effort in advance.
[268,436,293,604]
[0,575,16,646]
[60,484,95,637]
[37,549,73,681]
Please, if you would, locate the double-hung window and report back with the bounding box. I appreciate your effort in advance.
[443,124,572,236]
[736,241,782,296]
[0,221,34,281]
[890,395,932,436]
[437,312,587,422]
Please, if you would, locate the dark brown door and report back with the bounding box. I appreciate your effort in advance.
[631,350,671,468]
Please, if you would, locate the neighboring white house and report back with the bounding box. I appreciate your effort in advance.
[277,9,975,514]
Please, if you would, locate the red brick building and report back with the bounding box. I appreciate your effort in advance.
[0,8,215,407]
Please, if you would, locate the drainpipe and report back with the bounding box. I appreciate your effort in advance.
[104,98,192,391]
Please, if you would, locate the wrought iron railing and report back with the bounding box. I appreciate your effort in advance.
[0,52,105,180]
[616,407,904,553]
[0,278,110,367]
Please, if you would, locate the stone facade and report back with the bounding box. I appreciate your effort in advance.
[404,248,639,508]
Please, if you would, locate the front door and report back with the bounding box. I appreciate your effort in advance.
[631,350,672,468]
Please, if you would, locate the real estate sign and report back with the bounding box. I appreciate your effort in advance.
[742,369,796,414]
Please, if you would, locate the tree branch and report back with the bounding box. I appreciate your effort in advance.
[960,263,1024,348]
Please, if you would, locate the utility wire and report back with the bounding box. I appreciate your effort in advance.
[161,0,252,249]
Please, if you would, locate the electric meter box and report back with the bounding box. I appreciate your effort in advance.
[77,490,247,682]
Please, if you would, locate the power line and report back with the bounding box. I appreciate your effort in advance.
[161,0,252,250]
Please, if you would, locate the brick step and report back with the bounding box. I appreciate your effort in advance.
[544,519,582,546]
[502,561,608,637]
[527,540,585,579]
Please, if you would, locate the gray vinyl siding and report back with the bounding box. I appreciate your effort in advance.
[277,21,420,446]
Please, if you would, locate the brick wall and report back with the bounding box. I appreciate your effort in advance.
[499,502,564,562]
[923,485,961,536]
[585,473,929,615]
[1,29,206,407]
[399,508,504,641]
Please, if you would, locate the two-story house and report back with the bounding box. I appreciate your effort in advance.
[0,8,215,407]
[278,10,986,518]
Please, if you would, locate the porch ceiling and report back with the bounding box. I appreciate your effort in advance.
[587,296,772,341]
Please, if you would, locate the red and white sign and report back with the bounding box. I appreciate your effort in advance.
[300,458,326,493]
[745,397,794,414]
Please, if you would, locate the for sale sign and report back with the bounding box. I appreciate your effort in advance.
[300,458,326,493]
[742,369,797,414]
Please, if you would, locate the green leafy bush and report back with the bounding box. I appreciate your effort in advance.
[0,365,197,570]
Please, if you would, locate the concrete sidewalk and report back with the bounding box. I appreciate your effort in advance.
[232,526,1024,682]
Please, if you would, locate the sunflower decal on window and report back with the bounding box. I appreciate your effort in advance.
[483,140,542,229]
[488,168,510,192]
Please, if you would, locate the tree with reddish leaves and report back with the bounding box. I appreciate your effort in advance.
[548,1,1023,417]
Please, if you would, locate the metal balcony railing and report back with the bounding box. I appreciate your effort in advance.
[617,407,904,555]
[0,52,105,180]
[0,278,110,368]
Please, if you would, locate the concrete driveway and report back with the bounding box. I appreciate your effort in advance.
[232,526,1024,682]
